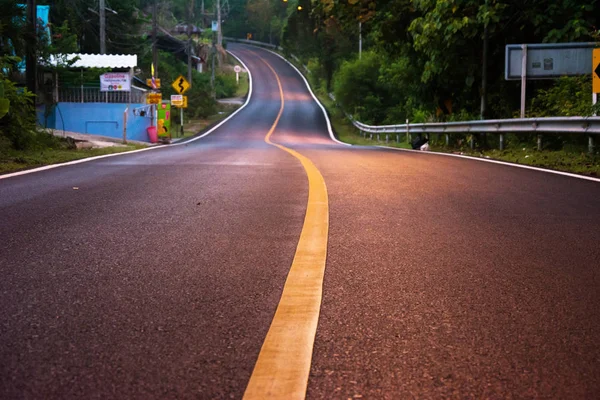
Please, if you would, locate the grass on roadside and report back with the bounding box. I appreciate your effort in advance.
[235,73,249,98]
[432,146,600,176]
[0,142,147,174]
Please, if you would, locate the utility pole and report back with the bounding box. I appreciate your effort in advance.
[152,0,158,78]
[480,0,488,120]
[151,0,158,129]
[99,0,106,54]
[359,21,362,60]
[26,0,37,95]
[187,0,193,86]
[211,23,216,99]
[217,0,222,46]
[201,0,205,28]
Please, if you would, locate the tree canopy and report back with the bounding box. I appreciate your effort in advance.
[1,0,599,128]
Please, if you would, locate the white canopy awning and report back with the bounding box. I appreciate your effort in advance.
[50,54,137,69]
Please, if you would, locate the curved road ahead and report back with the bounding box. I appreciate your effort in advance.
[1,45,599,399]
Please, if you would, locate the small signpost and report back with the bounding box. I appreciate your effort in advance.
[100,73,131,92]
[505,43,597,117]
[171,76,191,137]
[146,93,162,104]
[171,94,184,107]
[146,78,161,89]
[171,75,190,95]
[234,65,242,84]
[593,48,600,153]
[506,43,600,153]
[593,48,600,102]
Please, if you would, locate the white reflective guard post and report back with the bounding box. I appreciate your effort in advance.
[234,65,242,84]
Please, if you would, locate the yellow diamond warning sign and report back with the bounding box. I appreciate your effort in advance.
[172,75,190,95]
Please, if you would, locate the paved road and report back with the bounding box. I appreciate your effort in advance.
[1,45,599,399]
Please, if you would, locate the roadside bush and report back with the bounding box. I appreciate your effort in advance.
[185,71,216,118]
[0,78,37,150]
[306,58,327,91]
[530,76,593,117]
[215,74,237,99]
[529,76,594,150]
[333,51,387,124]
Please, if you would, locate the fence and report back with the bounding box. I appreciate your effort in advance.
[58,87,146,104]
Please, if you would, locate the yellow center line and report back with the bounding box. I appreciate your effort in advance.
[243,57,329,400]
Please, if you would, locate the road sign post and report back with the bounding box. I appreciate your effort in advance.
[593,48,600,95]
[146,78,161,89]
[170,95,184,106]
[172,75,190,95]
[170,94,186,137]
[146,93,162,104]
[591,48,599,153]
[506,43,598,119]
[234,65,241,84]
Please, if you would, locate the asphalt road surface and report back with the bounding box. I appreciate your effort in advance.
[1,44,599,399]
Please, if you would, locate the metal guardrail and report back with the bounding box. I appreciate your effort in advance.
[329,96,599,153]
[224,37,281,50]
[351,115,600,153]
[228,37,599,153]
[351,116,600,136]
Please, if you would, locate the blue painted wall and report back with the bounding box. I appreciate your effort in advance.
[36,106,56,130]
[42,103,153,142]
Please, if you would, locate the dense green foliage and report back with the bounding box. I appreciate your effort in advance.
[276,0,600,125]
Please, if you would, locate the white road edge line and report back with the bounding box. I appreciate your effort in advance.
[0,51,253,181]
[375,145,600,183]
[260,48,350,147]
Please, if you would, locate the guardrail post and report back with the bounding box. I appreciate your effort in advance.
[445,134,449,146]
[589,135,595,154]
[537,134,542,151]
[499,133,504,151]
[385,134,389,143]
[377,133,380,142]
[470,135,474,150]
[405,119,410,143]
[396,134,399,143]
[369,133,373,140]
